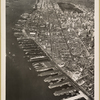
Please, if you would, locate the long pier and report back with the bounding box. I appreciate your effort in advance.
[38,70,62,76]
[35,66,57,72]
[62,91,89,100]
[44,74,66,82]
[54,88,77,96]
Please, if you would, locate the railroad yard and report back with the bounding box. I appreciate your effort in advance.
[8,0,94,100]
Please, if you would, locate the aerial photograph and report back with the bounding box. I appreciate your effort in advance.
[6,0,94,100]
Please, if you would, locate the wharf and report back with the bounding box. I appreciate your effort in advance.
[28,56,49,63]
[25,51,45,55]
[17,38,34,42]
[33,65,42,69]
[40,62,56,68]
[62,91,89,100]
[44,74,66,82]
[18,40,36,44]
[23,48,38,52]
[48,80,70,89]
[36,66,56,72]
[54,88,76,96]
[21,46,40,49]
[33,63,54,70]
[38,70,61,77]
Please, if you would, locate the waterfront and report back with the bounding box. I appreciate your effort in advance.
[6,0,67,100]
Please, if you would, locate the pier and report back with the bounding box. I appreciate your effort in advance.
[48,80,71,89]
[38,70,62,77]
[62,91,89,100]
[36,66,56,72]
[54,88,77,96]
[44,74,66,82]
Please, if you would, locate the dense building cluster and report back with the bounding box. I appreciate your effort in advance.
[20,2,94,98]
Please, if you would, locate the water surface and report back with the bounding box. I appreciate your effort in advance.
[6,0,64,100]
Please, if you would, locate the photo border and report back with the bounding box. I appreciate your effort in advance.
[0,0,99,100]
[0,0,1,100]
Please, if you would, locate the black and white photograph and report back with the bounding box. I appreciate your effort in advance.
[1,0,99,100]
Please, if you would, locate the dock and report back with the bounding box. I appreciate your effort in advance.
[36,66,56,72]
[33,65,43,69]
[62,91,90,100]
[54,88,76,96]
[48,80,71,89]
[38,70,62,77]
[44,74,66,82]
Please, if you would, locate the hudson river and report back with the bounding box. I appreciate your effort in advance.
[6,0,65,100]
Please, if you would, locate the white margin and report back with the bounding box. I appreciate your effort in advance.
[1,0,6,100]
[95,0,99,100]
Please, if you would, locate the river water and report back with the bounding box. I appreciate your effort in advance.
[6,0,67,100]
